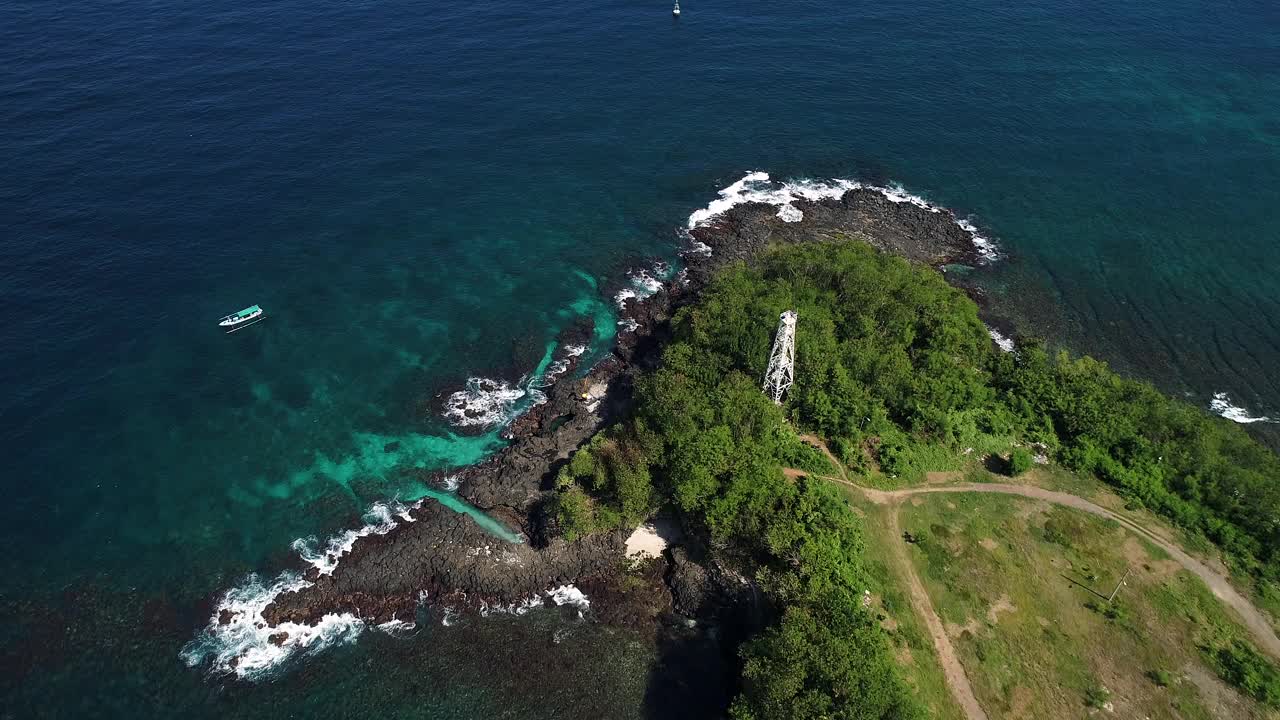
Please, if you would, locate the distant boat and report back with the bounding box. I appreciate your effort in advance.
[673,0,680,15]
[218,304,265,333]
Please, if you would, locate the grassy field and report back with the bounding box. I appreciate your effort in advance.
[853,447,1280,641]
[844,490,969,720]
[893,492,1279,719]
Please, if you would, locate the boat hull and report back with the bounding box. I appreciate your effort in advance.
[221,313,265,333]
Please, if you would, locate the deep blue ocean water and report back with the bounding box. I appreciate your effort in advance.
[3,0,1279,715]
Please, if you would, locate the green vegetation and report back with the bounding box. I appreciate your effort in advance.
[1210,639,1280,707]
[551,430,656,540]
[1148,669,1175,688]
[1008,447,1034,476]
[549,239,1280,716]
[733,592,919,720]
[995,341,1280,585]
[901,494,1274,718]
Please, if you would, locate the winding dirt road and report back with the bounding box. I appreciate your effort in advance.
[794,436,1280,720]
[859,481,1280,663]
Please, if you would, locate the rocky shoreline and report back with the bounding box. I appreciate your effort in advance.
[213,181,993,672]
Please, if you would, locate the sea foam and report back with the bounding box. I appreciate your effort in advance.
[986,326,1016,353]
[613,263,668,310]
[1210,392,1272,424]
[476,583,592,620]
[443,376,544,428]
[185,495,589,678]
[184,497,430,679]
[614,261,673,333]
[291,499,421,576]
[687,172,1000,262]
[179,571,365,681]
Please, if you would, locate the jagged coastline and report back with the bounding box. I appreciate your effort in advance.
[196,177,996,675]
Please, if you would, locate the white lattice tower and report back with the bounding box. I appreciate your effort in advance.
[763,311,797,405]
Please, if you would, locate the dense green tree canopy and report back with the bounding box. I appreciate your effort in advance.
[552,239,1280,717]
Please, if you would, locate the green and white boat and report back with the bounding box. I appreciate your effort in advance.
[218,304,265,333]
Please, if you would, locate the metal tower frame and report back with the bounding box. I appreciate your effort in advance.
[763,311,797,404]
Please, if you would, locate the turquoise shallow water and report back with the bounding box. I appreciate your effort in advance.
[2,0,1279,715]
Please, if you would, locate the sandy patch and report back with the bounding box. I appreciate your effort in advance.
[895,644,914,666]
[986,594,1016,625]
[1182,661,1256,719]
[946,617,980,638]
[979,538,998,551]
[1121,536,1179,580]
[1007,686,1034,719]
[625,515,683,560]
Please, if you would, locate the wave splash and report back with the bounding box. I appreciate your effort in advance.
[179,571,365,681]
[183,499,429,680]
[986,326,1016,353]
[292,499,421,576]
[1210,392,1273,424]
[687,172,1000,262]
[184,499,588,679]
[542,344,587,386]
[614,262,670,310]
[476,584,593,621]
[443,376,546,429]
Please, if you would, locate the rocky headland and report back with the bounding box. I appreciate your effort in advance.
[215,181,994,672]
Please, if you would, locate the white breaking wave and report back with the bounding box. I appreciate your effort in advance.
[686,172,1000,262]
[185,560,593,678]
[542,344,588,385]
[441,474,461,492]
[375,619,417,635]
[292,500,420,576]
[1210,392,1272,424]
[986,326,1016,353]
[547,584,591,617]
[442,376,544,428]
[476,583,592,620]
[614,262,673,333]
[613,264,668,310]
[180,571,365,681]
[184,498,432,679]
[955,218,1000,264]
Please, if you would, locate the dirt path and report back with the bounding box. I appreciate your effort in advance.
[787,437,1280,720]
[857,481,1280,662]
[883,499,991,720]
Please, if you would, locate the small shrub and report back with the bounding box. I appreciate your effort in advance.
[1008,447,1034,476]
[1042,519,1071,547]
[1147,669,1174,687]
[1084,684,1111,708]
[1084,599,1127,623]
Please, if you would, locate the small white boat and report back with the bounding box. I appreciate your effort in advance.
[219,304,265,333]
[673,0,680,15]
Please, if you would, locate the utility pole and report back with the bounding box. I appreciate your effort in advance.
[1107,567,1132,603]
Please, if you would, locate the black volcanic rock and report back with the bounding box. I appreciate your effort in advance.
[244,184,985,636]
